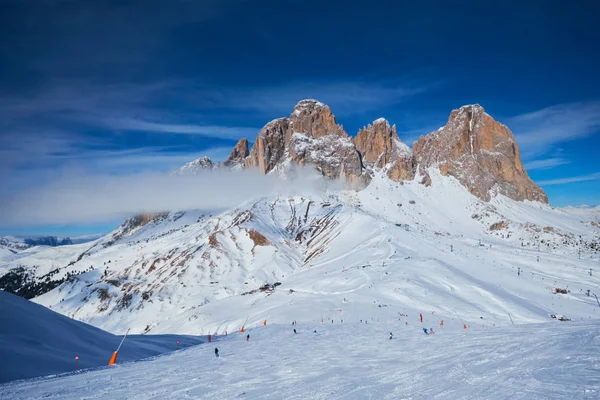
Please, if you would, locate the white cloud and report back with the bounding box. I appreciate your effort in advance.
[537,172,600,186]
[524,157,570,171]
[0,128,234,198]
[0,167,334,227]
[509,101,600,158]
[101,117,257,139]
[198,80,432,116]
[0,80,259,141]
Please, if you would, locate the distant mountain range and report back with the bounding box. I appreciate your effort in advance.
[0,234,104,253]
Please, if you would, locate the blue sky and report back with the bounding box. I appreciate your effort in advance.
[0,0,599,237]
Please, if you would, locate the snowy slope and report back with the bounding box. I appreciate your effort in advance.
[1,321,598,399]
[0,291,203,383]
[2,171,598,337]
[0,236,31,252]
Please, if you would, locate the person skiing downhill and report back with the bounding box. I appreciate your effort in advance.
[215,348,219,357]
[246,334,250,341]
[423,328,429,335]
[389,332,393,340]
[293,328,297,334]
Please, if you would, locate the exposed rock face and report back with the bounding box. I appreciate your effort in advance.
[490,221,507,231]
[176,101,547,204]
[245,118,289,173]
[246,100,366,184]
[224,138,249,168]
[354,118,415,182]
[413,105,548,203]
[289,99,346,139]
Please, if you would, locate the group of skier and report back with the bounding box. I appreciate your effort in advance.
[213,315,441,357]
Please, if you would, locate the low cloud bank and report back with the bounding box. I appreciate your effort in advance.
[0,167,340,227]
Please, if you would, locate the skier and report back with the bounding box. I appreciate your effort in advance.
[215,348,219,358]
[430,328,435,334]
[389,332,393,340]
[293,328,297,334]
[246,334,250,341]
[423,328,428,335]
[313,329,317,334]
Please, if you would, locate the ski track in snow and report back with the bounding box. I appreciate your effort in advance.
[1,322,599,399]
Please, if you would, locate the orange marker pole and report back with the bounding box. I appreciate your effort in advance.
[75,355,79,371]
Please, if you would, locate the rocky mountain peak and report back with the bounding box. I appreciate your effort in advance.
[175,101,547,204]
[244,100,365,183]
[289,99,347,139]
[353,118,415,182]
[245,118,290,174]
[413,104,548,203]
[354,118,398,167]
[225,138,250,168]
[174,156,215,175]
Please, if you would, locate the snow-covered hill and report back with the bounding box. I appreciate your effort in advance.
[1,170,597,337]
[0,291,203,383]
[1,320,598,399]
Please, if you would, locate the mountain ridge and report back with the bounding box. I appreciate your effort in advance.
[1,169,596,335]
[178,100,547,204]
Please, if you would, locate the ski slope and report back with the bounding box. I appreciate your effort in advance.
[0,291,204,383]
[1,321,598,399]
[1,171,598,337]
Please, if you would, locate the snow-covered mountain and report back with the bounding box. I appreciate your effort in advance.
[0,234,102,254]
[1,170,597,336]
[0,100,598,340]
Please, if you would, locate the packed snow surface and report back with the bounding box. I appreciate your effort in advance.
[0,291,203,383]
[1,321,598,399]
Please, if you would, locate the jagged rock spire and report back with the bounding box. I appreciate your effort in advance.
[412,104,547,203]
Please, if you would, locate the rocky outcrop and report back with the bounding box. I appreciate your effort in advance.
[245,118,289,173]
[354,118,415,182]
[224,138,249,168]
[176,101,547,204]
[246,100,366,184]
[413,105,548,203]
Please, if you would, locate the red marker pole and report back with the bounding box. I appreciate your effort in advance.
[75,355,79,371]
